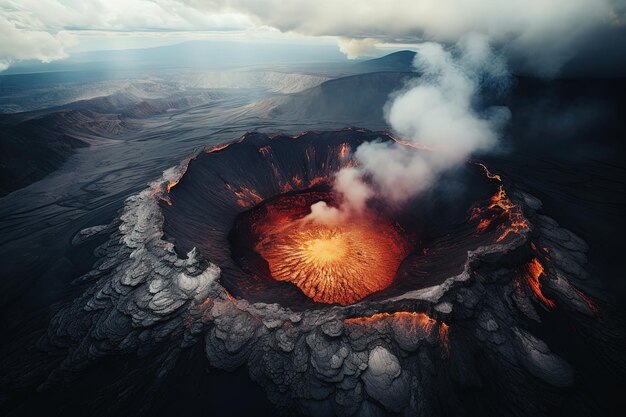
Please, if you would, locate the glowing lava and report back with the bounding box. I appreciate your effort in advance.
[344,312,450,354]
[470,177,529,242]
[524,257,555,308]
[254,200,408,305]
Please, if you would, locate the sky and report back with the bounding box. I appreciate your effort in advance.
[1,0,626,74]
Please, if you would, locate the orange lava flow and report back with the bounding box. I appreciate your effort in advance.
[157,158,191,206]
[475,162,502,182]
[345,311,436,329]
[572,286,599,313]
[471,185,529,242]
[525,258,555,308]
[166,179,179,193]
[255,210,408,305]
[226,183,264,208]
[491,186,529,242]
[206,142,232,153]
[344,312,450,352]
[388,132,442,152]
[438,322,450,355]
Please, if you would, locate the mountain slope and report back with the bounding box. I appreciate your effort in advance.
[268,71,417,127]
[352,50,416,73]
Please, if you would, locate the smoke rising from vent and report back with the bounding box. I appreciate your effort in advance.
[312,34,511,217]
[337,37,378,59]
[304,168,374,224]
[369,34,511,203]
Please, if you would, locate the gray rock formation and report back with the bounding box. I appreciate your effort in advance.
[23,154,620,417]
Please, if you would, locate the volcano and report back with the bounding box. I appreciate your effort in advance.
[2,128,622,417]
[159,129,519,310]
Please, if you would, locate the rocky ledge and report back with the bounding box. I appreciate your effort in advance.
[7,143,621,417]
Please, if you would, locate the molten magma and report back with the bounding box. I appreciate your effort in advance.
[470,162,530,242]
[255,206,408,305]
[344,312,450,354]
[471,184,529,242]
[525,258,555,308]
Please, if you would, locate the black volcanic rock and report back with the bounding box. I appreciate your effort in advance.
[0,117,88,196]
[2,130,622,417]
[0,88,228,196]
[269,72,417,127]
[352,50,417,74]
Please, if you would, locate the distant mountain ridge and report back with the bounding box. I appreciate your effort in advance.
[0,51,422,196]
[263,51,419,126]
[352,50,417,73]
[268,71,416,127]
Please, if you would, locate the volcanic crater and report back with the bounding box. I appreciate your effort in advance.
[23,128,614,417]
[160,129,507,308]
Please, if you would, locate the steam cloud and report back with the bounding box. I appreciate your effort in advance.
[307,34,511,221]
[367,34,510,203]
[304,167,374,224]
[337,37,378,60]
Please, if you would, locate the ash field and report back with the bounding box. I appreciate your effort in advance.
[1,45,626,417]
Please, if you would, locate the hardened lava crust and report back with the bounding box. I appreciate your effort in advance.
[5,129,622,417]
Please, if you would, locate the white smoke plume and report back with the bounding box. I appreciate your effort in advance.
[303,167,374,225]
[366,34,511,204]
[308,34,511,219]
[337,37,378,59]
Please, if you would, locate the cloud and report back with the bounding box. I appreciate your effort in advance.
[337,37,378,59]
[0,0,253,69]
[186,0,622,75]
[1,0,624,74]
[0,16,73,69]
